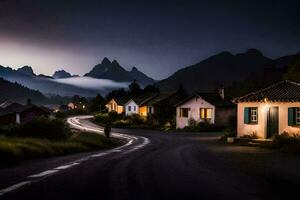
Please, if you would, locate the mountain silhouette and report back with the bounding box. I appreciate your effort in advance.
[85,58,155,86]
[155,49,275,93]
[52,70,78,79]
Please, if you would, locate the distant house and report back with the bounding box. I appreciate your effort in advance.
[67,102,75,110]
[233,80,300,139]
[106,97,130,114]
[176,89,235,129]
[124,93,158,116]
[0,100,51,125]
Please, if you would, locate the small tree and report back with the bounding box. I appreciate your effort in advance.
[128,80,142,95]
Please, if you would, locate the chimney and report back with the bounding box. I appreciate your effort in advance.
[27,99,32,105]
[218,87,225,99]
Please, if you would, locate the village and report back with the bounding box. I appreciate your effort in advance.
[1,80,300,144]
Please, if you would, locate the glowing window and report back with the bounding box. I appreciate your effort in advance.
[200,108,212,119]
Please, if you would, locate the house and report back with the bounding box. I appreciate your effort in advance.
[233,80,300,139]
[67,102,75,110]
[105,97,130,114]
[176,89,235,129]
[0,100,51,125]
[124,93,158,116]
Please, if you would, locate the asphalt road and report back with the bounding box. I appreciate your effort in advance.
[1,116,300,200]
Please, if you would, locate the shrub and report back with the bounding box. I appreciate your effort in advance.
[94,112,123,125]
[239,132,258,139]
[181,121,224,132]
[111,120,131,128]
[126,114,144,125]
[188,118,197,127]
[2,118,71,140]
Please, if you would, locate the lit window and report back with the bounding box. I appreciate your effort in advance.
[250,107,258,123]
[179,108,189,118]
[296,108,300,125]
[200,108,212,119]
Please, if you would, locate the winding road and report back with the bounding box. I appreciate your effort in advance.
[1,116,300,200]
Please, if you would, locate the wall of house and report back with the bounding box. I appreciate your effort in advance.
[139,106,148,117]
[125,100,139,115]
[237,102,300,138]
[106,99,123,114]
[176,97,215,129]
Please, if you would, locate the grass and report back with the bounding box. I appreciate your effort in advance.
[0,132,121,166]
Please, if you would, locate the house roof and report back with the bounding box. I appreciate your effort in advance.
[127,93,158,106]
[233,80,300,103]
[113,96,132,106]
[176,92,233,107]
[145,93,176,106]
[0,103,50,117]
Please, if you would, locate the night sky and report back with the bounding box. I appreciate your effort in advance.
[0,0,299,79]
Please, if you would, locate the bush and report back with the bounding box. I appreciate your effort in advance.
[181,121,224,132]
[271,132,300,153]
[1,118,71,140]
[111,120,131,128]
[94,112,123,125]
[126,114,144,125]
[239,132,258,139]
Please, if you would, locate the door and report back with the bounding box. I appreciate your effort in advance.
[267,107,279,138]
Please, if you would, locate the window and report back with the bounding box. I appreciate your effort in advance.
[200,108,212,119]
[133,106,136,111]
[148,106,153,114]
[250,108,258,123]
[244,107,258,124]
[128,106,131,111]
[296,108,300,125]
[179,108,189,118]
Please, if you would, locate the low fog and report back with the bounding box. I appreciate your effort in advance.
[52,76,129,90]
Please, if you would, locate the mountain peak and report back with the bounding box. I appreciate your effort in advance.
[17,66,35,76]
[131,66,138,72]
[101,57,111,65]
[53,70,72,79]
[111,60,120,66]
[244,48,263,56]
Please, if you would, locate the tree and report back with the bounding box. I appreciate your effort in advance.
[176,84,188,99]
[128,80,142,95]
[106,88,126,100]
[283,59,300,81]
[143,85,160,93]
[89,94,105,112]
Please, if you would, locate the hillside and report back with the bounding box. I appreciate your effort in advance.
[156,49,279,93]
[0,77,46,104]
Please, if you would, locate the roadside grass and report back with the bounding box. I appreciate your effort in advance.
[0,132,121,166]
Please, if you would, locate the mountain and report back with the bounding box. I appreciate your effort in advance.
[85,58,155,86]
[155,49,276,93]
[17,66,36,76]
[0,66,107,97]
[0,77,46,104]
[53,70,72,79]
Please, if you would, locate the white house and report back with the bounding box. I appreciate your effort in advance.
[233,80,300,139]
[176,90,235,129]
[124,93,158,116]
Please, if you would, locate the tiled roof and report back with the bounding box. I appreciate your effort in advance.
[145,93,175,106]
[233,80,300,103]
[128,93,158,106]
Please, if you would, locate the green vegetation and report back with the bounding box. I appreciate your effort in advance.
[94,112,173,130]
[0,118,121,166]
[0,118,71,140]
[0,132,119,166]
[268,132,300,154]
[179,121,224,132]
